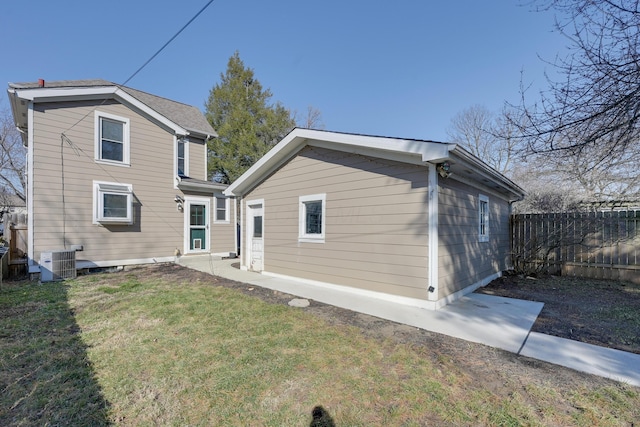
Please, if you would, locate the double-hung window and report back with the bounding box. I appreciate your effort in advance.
[299,194,326,243]
[479,194,489,242]
[93,181,133,225]
[214,195,229,223]
[95,111,130,165]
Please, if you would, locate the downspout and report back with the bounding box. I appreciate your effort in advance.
[427,163,439,303]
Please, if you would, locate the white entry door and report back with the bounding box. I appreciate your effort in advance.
[246,202,263,272]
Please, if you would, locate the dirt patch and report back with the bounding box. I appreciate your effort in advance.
[476,274,640,354]
[89,263,637,394]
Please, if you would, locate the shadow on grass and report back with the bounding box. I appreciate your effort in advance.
[0,279,111,425]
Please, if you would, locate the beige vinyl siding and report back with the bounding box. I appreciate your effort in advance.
[210,220,235,254]
[244,146,430,300]
[437,178,511,297]
[31,100,232,264]
[181,189,235,254]
[187,137,207,180]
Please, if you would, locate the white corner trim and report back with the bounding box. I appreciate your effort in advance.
[233,196,238,257]
[27,102,35,271]
[427,163,439,301]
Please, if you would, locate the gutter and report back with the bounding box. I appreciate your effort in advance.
[177,176,228,192]
[450,146,526,202]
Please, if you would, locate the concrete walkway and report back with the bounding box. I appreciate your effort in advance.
[178,255,640,387]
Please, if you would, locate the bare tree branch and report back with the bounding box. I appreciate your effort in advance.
[514,0,640,155]
[0,104,26,201]
[294,105,325,130]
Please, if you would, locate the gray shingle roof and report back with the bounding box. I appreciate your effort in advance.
[9,79,216,138]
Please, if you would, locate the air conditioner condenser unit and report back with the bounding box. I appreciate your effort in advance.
[40,250,77,282]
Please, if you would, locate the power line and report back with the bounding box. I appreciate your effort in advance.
[61,0,216,136]
[122,0,216,87]
[58,0,217,246]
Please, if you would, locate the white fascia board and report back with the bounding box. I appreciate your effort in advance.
[225,130,306,196]
[225,128,456,197]
[304,130,454,163]
[11,86,188,136]
[427,163,439,302]
[12,86,117,101]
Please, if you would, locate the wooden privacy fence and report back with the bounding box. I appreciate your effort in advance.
[511,210,640,283]
[1,213,28,278]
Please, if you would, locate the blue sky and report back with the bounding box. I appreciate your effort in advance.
[1,0,568,142]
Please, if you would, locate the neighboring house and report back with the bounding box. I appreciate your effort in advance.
[225,128,525,309]
[7,79,236,275]
[0,193,26,237]
[0,193,26,216]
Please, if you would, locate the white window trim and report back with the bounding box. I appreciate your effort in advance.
[479,194,489,242]
[298,193,326,243]
[176,136,189,177]
[94,110,130,166]
[93,181,133,225]
[214,194,230,224]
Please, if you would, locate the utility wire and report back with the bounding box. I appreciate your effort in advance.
[58,0,217,246]
[62,0,216,136]
[122,0,216,87]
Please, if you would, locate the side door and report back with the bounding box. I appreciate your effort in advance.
[246,201,264,272]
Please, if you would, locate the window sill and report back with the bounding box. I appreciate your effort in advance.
[95,219,133,226]
[95,159,131,168]
[298,237,325,244]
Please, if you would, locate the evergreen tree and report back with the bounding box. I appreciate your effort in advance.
[205,52,296,183]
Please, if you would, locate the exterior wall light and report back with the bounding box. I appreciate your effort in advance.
[175,195,184,211]
[437,161,451,178]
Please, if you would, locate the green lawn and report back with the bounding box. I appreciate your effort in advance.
[1,264,639,426]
